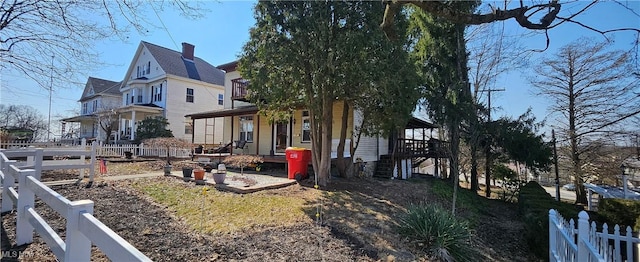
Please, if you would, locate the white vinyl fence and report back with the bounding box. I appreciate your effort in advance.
[549,209,640,262]
[0,149,151,261]
[1,139,191,159]
[97,143,191,158]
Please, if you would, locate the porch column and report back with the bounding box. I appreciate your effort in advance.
[130,111,136,141]
[270,122,275,156]
[230,116,234,155]
[256,115,260,155]
[117,116,124,141]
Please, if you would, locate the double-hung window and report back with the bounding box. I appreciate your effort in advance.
[186,88,194,103]
[154,84,163,102]
[218,94,224,105]
[239,116,254,142]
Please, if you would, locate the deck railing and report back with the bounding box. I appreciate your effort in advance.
[231,78,249,100]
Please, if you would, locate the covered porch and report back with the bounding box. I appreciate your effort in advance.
[116,104,164,141]
[186,105,297,164]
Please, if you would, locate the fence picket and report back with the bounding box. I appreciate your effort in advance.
[550,209,640,262]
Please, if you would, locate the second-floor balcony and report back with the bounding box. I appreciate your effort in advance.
[231,78,249,101]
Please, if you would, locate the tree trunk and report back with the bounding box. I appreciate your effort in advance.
[484,146,492,197]
[336,101,351,177]
[449,122,461,181]
[317,96,334,187]
[470,151,479,192]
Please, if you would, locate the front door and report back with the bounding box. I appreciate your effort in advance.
[274,122,290,154]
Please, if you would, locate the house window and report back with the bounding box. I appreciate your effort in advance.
[146,61,151,75]
[218,94,224,105]
[302,111,311,142]
[185,123,193,134]
[239,116,254,142]
[125,93,130,105]
[186,88,194,103]
[82,103,88,115]
[154,84,162,102]
[92,100,98,113]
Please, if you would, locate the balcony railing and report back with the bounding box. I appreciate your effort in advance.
[231,78,249,100]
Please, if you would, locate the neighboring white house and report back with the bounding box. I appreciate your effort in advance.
[116,41,226,143]
[62,77,122,142]
[63,41,226,144]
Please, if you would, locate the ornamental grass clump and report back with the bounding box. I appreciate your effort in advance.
[223,155,263,175]
[142,137,193,165]
[397,204,475,262]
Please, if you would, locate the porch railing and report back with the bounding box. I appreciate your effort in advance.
[231,78,249,100]
[394,138,449,159]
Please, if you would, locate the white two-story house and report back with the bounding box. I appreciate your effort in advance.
[117,41,226,143]
[62,77,122,142]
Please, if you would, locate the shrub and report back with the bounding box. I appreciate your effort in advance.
[518,181,581,259]
[598,198,640,231]
[397,204,475,261]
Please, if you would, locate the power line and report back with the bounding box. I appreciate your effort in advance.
[150,4,179,51]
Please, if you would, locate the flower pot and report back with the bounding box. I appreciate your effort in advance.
[182,167,193,177]
[193,169,205,181]
[213,172,226,184]
[163,165,172,176]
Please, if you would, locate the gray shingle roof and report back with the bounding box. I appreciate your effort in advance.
[141,41,225,86]
[81,77,121,100]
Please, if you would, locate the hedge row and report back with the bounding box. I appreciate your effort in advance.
[517,181,582,259]
[598,198,640,232]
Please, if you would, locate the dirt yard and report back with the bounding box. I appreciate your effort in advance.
[1,161,534,261]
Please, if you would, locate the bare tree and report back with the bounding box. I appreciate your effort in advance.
[382,1,640,48]
[95,101,121,144]
[530,38,640,204]
[0,0,203,90]
[464,18,528,193]
[0,104,47,140]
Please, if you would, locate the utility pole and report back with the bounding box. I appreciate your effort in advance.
[479,88,504,197]
[47,55,54,142]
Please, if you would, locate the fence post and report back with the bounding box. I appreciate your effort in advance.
[549,209,557,262]
[139,143,144,157]
[576,211,590,262]
[64,200,94,262]
[1,157,17,212]
[34,149,43,180]
[16,169,36,245]
[80,139,87,180]
[88,142,96,182]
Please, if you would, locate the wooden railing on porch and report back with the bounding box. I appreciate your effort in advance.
[231,78,249,100]
[394,138,449,159]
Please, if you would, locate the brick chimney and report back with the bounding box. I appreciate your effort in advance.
[182,42,195,60]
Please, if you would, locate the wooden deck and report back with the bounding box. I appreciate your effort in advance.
[193,153,288,164]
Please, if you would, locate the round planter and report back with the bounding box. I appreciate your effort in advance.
[213,172,226,184]
[182,168,193,177]
[193,169,205,181]
[163,165,172,176]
